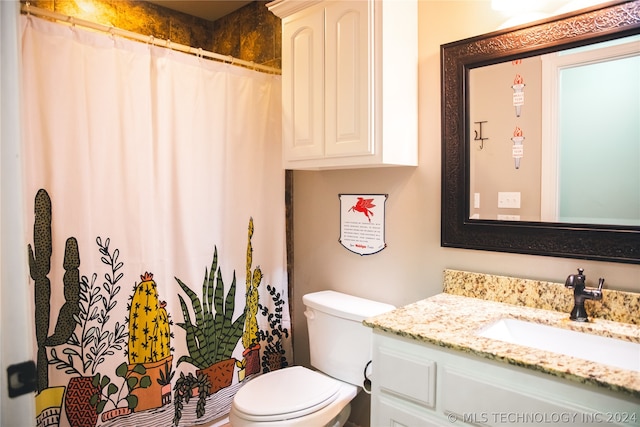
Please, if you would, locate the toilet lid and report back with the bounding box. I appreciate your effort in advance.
[233,366,341,421]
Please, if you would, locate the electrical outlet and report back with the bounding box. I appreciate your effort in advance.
[497,214,520,221]
[497,192,521,209]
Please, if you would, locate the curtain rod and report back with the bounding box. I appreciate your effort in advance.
[20,3,281,75]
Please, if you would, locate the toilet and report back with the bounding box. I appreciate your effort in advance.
[229,290,395,427]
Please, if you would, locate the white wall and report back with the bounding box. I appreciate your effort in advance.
[291,2,640,421]
[1,1,36,425]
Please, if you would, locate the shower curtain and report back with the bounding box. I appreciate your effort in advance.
[20,14,291,427]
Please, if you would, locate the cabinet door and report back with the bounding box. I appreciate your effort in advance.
[282,6,324,160]
[324,1,371,157]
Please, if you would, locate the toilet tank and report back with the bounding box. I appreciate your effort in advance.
[303,291,395,387]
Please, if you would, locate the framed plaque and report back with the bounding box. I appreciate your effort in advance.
[339,194,387,255]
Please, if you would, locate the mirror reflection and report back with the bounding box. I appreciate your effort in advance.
[469,35,640,226]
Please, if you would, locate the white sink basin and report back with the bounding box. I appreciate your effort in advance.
[477,318,640,372]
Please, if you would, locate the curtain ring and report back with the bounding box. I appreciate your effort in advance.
[25,1,31,16]
[198,47,203,58]
[148,35,155,46]
[166,39,171,49]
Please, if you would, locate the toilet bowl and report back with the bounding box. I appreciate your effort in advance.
[229,291,395,427]
[229,366,357,427]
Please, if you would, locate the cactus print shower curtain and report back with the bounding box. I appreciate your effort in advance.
[20,15,291,427]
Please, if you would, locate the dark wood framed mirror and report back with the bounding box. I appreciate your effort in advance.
[441,0,640,264]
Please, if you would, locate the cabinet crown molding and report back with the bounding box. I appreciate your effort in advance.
[266,0,323,19]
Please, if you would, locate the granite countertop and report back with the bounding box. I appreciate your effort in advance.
[364,270,640,399]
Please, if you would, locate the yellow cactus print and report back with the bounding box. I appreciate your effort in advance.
[243,218,261,350]
[128,272,171,364]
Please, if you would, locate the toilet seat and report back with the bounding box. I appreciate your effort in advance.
[232,366,342,422]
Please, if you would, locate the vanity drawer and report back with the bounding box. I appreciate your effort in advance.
[374,342,436,408]
[374,394,448,427]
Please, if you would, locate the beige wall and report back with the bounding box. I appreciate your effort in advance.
[469,58,542,221]
[291,2,640,424]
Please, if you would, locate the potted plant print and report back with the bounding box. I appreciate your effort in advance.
[34,385,66,427]
[89,362,151,422]
[175,246,245,394]
[47,236,128,427]
[126,272,174,412]
[157,359,175,405]
[172,371,211,426]
[258,285,290,372]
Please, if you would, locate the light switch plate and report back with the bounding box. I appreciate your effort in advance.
[497,192,520,209]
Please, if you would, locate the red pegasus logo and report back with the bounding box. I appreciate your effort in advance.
[349,197,376,222]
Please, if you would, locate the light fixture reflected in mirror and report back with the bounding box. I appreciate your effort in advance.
[493,0,611,29]
[554,1,613,14]
[492,0,551,13]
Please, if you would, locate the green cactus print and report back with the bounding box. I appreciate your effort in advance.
[27,189,81,393]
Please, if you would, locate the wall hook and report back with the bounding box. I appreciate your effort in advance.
[474,121,489,150]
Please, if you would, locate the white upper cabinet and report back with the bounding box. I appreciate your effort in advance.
[268,0,418,170]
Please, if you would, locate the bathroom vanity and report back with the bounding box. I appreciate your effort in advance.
[365,270,640,427]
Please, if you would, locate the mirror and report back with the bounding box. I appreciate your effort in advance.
[468,35,639,225]
[441,0,640,264]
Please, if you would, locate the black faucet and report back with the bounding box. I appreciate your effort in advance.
[564,268,604,322]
